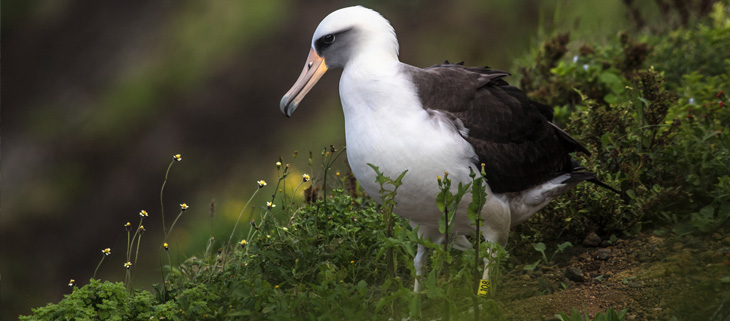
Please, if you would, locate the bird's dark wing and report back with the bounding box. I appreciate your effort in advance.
[403,62,589,193]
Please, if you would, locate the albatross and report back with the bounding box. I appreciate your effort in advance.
[280,6,613,291]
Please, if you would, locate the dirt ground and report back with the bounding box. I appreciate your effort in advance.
[498,232,730,320]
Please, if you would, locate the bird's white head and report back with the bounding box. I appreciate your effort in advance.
[280,6,399,117]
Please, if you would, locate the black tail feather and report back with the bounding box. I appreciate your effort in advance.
[562,161,626,199]
[588,178,625,197]
[560,171,596,184]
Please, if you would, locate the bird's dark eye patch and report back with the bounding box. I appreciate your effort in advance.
[315,30,349,54]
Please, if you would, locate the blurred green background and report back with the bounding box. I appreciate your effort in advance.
[2,0,647,318]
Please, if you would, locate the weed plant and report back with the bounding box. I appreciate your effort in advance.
[513,2,730,248]
[22,151,510,320]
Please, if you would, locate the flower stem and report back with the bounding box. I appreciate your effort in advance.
[134,233,143,266]
[164,211,185,244]
[126,230,131,263]
[228,189,260,247]
[128,218,144,261]
[93,256,105,279]
[160,160,175,239]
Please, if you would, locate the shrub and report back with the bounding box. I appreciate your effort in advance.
[513,2,730,245]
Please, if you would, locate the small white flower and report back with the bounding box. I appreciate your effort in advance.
[139,210,149,217]
[583,64,589,71]
[572,55,579,63]
[173,154,182,161]
[257,180,267,188]
[180,203,189,211]
[124,262,132,269]
[689,97,695,105]
[266,201,275,209]
[302,173,310,182]
[102,248,111,256]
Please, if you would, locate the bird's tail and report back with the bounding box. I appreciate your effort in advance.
[561,161,624,197]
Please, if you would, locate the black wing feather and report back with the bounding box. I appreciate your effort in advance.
[404,63,589,193]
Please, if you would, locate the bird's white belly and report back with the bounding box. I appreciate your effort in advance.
[338,62,511,237]
[344,108,482,234]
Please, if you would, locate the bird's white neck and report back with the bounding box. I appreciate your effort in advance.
[339,59,420,118]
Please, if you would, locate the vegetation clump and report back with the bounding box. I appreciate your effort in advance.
[513,2,730,246]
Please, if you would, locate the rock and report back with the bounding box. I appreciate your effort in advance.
[583,232,602,247]
[596,248,611,260]
[564,266,585,282]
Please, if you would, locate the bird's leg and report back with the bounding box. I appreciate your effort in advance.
[480,241,502,297]
[479,198,511,295]
[410,222,441,292]
[413,243,428,292]
[482,249,495,280]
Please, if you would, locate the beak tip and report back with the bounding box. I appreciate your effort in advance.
[280,96,295,117]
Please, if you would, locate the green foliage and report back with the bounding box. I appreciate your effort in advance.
[435,173,471,237]
[524,241,573,271]
[20,279,158,321]
[514,2,730,246]
[22,163,513,321]
[368,163,408,301]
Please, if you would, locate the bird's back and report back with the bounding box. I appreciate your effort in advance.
[403,62,590,193]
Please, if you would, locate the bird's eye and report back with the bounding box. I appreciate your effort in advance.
[323,34,335,44]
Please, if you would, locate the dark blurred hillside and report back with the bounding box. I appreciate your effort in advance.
[1,0,639,318]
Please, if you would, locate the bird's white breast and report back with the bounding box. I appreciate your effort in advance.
[338,62,483,233]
